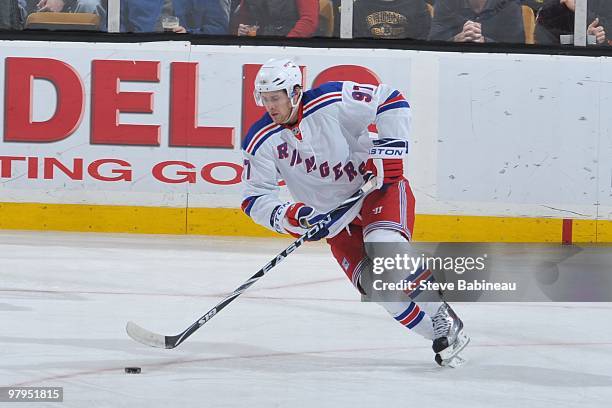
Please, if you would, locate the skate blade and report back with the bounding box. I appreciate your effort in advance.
[441,355,467,368]
[438,330,470,361]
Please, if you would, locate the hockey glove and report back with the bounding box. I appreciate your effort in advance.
[365,138,409,189]
[271,203,329,241]
[285,202,316,228]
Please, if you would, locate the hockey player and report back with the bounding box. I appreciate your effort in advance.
[241,58,469,366]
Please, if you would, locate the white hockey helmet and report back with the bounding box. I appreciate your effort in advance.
[254,58,302,107]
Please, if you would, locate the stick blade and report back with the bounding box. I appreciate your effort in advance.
[126,321,170,349]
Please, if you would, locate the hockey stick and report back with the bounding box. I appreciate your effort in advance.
[126,175,377,349]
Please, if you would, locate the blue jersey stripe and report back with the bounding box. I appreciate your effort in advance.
[242,114,275,151]
[303,98,342,119]
[302,81,344,105]
[384,90,400,102]
[250,126,284,155]
[242,196,260,217]
[377,100,410,115]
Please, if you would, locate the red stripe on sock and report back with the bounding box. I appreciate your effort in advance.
[400,306,420,326]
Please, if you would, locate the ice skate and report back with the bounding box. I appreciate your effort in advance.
[431,303,470,367]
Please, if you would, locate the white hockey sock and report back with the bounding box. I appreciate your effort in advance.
[415,301,443,318]
[379,301,434,340]
[363,229,437,341]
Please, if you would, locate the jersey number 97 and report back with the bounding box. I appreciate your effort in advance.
[351,85,374,103]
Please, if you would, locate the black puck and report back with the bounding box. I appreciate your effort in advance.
[124,367,141,374]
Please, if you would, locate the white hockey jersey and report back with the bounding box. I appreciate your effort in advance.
[241,81,411,238]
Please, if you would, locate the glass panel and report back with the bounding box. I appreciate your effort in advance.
[353,0,433,40]
[531,0,612,46]
[229,0,335,38]
[120,0,167,33]
[428,0,528,44]
[1,0,28,31]
[586,0,612,46]
[350,0,544,45]
[116,0,331,37]
[1,0,338,37]
[2,0,609,44]
[534,0,579,45]
[7,0,110,32]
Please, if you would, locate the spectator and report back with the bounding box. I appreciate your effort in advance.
[28,0,106,17]
[429,0,525,43]
[172,0,230,34]
[121,0,164,32]
[535,0,612,45]
[353,0,431,40]
[234,0,319,37]
[21,0,107,30]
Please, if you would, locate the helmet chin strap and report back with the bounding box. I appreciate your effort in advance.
[281,89,303,125]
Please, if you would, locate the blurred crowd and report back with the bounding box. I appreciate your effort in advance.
[353,0,612,45]
[0,0,610,45]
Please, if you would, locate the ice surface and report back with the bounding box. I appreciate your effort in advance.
[1,231,611,408]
